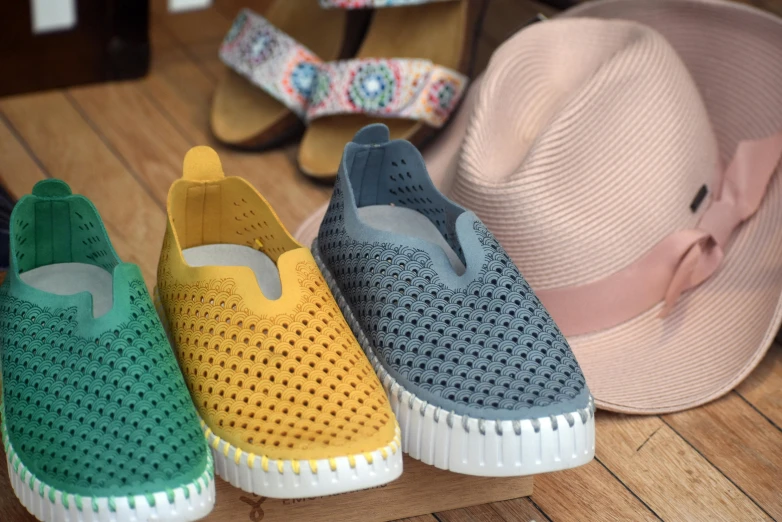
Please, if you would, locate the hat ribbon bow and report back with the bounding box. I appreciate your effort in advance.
[661,132,782,316]
[537,131,782,336]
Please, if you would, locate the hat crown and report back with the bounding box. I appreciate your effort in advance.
[455,19,720,289]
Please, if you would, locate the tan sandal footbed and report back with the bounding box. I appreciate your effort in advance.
[297,0,485,179]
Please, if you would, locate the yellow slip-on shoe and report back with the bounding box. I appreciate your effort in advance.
[154,147,402,498]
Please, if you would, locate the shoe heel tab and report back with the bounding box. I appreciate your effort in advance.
[183,146,224,181]
[31,179,72,198]
[352,124,390,147]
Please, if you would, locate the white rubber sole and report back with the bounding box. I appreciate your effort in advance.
[203,420,404,498]
[2,413,215,522]
[313,243,596,477]
[152,288,404,499]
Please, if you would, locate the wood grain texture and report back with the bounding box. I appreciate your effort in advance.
[0,117,47,196]
[138,50,216,145]
[663,393,782,519]
[736,343,782,428]
[489,498,550,522]
[531,459,658,521]
[213,0,275,19]
[436,503,508,522]
[68,82,192,207]
[204,457,532,522]
[0,93,163,281]
[595,414,771,521]
[152,2,233,45]
[138,51,331,231]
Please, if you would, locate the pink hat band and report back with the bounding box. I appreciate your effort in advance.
[538,131,782,336]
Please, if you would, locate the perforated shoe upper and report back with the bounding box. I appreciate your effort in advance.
[0,180,208,498]
[316,125,592,421]
[156,147,397,462]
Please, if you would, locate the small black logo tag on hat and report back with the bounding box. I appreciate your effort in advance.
[690,184,708,213]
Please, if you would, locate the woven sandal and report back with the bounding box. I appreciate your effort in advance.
[211,1,369,148]
[155,146,403,498]
[297,0,485,179]
[1,180,214,522]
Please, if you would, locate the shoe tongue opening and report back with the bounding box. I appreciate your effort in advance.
[345,124,468,267]
[12,180,119,275]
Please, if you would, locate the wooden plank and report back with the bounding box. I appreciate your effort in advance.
[0,118,47,197]
[663,393,782,519]
[137,54,331,231]
[73,60,329,233]
[0,92,164,281]
[531,459,658,521]
[153,4,232,45]
[213,0,274,18]
[68,81,192,207]
[437,503,507,522]
[137,50,215,145]
[0,112,147,288]
[150,23,179,55]
[394,517,438,522]
[489,498,549,522]
[206,457,532,522]
[736,343,782,428]
[596,413,770,521]
[187,40,226,79]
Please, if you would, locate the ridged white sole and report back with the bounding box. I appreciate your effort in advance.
[313,243,596,476]
[204,420,404,498]
[152,288,405,499]
[2,414,215,522]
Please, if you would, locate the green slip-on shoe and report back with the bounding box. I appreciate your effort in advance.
[0,179,214,522]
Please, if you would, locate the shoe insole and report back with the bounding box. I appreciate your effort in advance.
[183,244,284,300]
[298,0,471,178]
[211,0,350,146]
[182,204,464,299]
[360,205,466,274]
[20,263,115,318]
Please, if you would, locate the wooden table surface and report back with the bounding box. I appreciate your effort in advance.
[0,1,780,520]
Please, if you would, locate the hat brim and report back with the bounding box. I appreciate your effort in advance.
[547,0,782,413]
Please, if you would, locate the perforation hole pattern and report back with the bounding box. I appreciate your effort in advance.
[382,157,463,262]
[0,279,206,497]
[318,188,586,412]
[12,199,117,274]
[71,202,117,271]
[13,216,33,273]
[227,192,293,260]
[157,261,394,458]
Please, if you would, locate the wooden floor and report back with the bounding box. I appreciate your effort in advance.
[0,1,781,520]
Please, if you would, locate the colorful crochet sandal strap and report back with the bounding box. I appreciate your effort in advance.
[306,58,468,128]
[320,0,454,8]
[219,9,323,119]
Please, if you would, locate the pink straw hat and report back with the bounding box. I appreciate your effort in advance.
[296,0,782,414]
